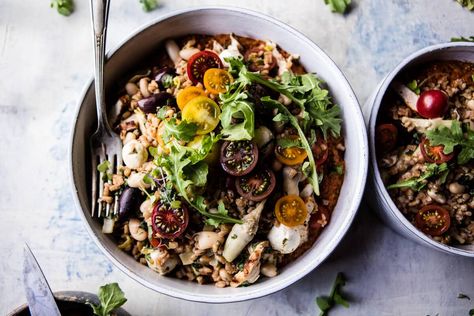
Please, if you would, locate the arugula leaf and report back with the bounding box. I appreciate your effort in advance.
[324,0,351,14]
[451,36,474,42]
[261,97,320,195]
[139,0,158,12]
[458,293,471,300]
[470,308,474,316]
[308,102,342,139]
[97,160,111,173]
[387,163,449,191]
[50,0,74,16]
[156,140,242,225]
[88,283,127,316]
[163,118,198,142]
[205,200,229,227]
[456,0,474,10]
[220,99,255,140]
[426,121,474,164]
[316,273,349,316]
[277,137,303,149]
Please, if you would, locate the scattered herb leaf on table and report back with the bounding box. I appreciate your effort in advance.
[316,272,350,316]
[50,0,74,16]
[88,283,127,316]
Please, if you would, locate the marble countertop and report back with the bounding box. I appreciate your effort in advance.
[1,0,473,315]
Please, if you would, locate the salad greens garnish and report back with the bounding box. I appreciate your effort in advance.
[140,0,159,12]
[155,135,243,226]
[458,293,471,300]
[456,0,474,10]
[50,0,74,16]
[451,36,474,42]
[387,163,449,191]
[316,272,349,316]
[262,97,321,195]
[425,121,474,165]
[162,118,198,142]
[88,283,127,316]
[277,137,303,149]
[324,0,351,14]
[219,87,255,141]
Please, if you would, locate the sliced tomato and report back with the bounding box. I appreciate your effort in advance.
[176,86,206,110]
[275,136,307,166]
[309,206,330,233]
[152,202,189,239]
[149,236,163,248]
[235,168,276,201]
[181,96,220,135]
[187,51,223,84]
[203,68,233,94]
[415,204,451,236]
[376,123,398,152]
[274,195,308,227]
[220,141,259,176]
[311,138,329,166]
[420,137,454,164]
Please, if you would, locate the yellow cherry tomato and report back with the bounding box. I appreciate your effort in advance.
[181,96,220,135]
[274,195,308,227]
[275,136,308,166]
[176,86,207,110]
[188,135,221,165]
[203,68,234,94]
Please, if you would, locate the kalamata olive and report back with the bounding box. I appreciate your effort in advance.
[152,202,189,239]
[137,92,175,113]
[416,90,449,118]
[154,67,176,90]
[235,168,276,201]
[220,140,259,176]
[118,187,143,221]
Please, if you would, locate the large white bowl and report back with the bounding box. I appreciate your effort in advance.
[70,7,368,302]
[367,42,474,257]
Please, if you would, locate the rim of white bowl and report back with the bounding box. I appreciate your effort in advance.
[69,6,369,302]
[368,41,474,257]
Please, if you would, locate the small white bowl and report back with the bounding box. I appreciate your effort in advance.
[367,42,474,257]
[70,7,368,302]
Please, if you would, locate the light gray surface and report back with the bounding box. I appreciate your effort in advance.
[0,0,473,315]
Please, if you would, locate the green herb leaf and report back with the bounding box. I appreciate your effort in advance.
[407,80,421,95]
[469,308,474,316]
[458,293,471,300]
[277,137,303,149]
[315,273,349,316]
[148,146,159,158]
[455,0,474,10]
[451,36,474,42]
[97,160,111,173]
[426,121,474,164]
[324,0,351,14]
[50,0,74,16]
[205,200,229,227]
[88,283,127,316]
[387,163,449,191]
[163,118,198,142]
[139,0,158,12]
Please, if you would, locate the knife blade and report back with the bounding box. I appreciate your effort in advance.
[23,243,61,316]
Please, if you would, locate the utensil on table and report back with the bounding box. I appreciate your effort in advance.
[22,244,61,316]
[89,0,123,218]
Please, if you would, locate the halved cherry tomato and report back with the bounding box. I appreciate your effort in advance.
[275,136,307,166]
[420,137,454,164]
[220,140,259,176]
[152,202,189,239]
[181,96,220,135]
[203,68,234,94]
[244,47,276,72]
[376,123,398,152]
[187,50,223,84]
[235,168,276,201]
[309,206,330,233]
[176,86,206,110]
[311,138,329,166]
[149,236,163,248]
[274,195,308,227]
[415,204,451,236]
[188,135,221,165]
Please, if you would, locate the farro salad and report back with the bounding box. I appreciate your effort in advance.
[376,60,474,246]
[97,34,345,287]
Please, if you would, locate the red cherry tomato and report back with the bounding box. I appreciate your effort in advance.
[311,138,329,166]
[420,137,454,164]
[376,123,398,152]
[235,168,276,202]
[187,51,223,84]
[415,204,451,236]
[309,206,330,236]
[416,90,449,118]
[151,202,189,239]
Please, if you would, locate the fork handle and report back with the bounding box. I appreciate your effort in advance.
[90,0,111,133]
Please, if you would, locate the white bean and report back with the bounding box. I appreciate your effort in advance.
[125,82,139,95]
[261,262,277,277]
[123,132,136,145]
[448,182,465,194]
[127,172,151,189]
[179,47,200,60]
[128,218,148,241]
[194,231,220,250]
[139,78,151,98]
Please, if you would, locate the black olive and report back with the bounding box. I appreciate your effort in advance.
[154,67,176,90]
[118,187,143,221]
[137,92,175,114]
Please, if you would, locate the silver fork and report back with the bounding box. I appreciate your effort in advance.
[89,0,122,217]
